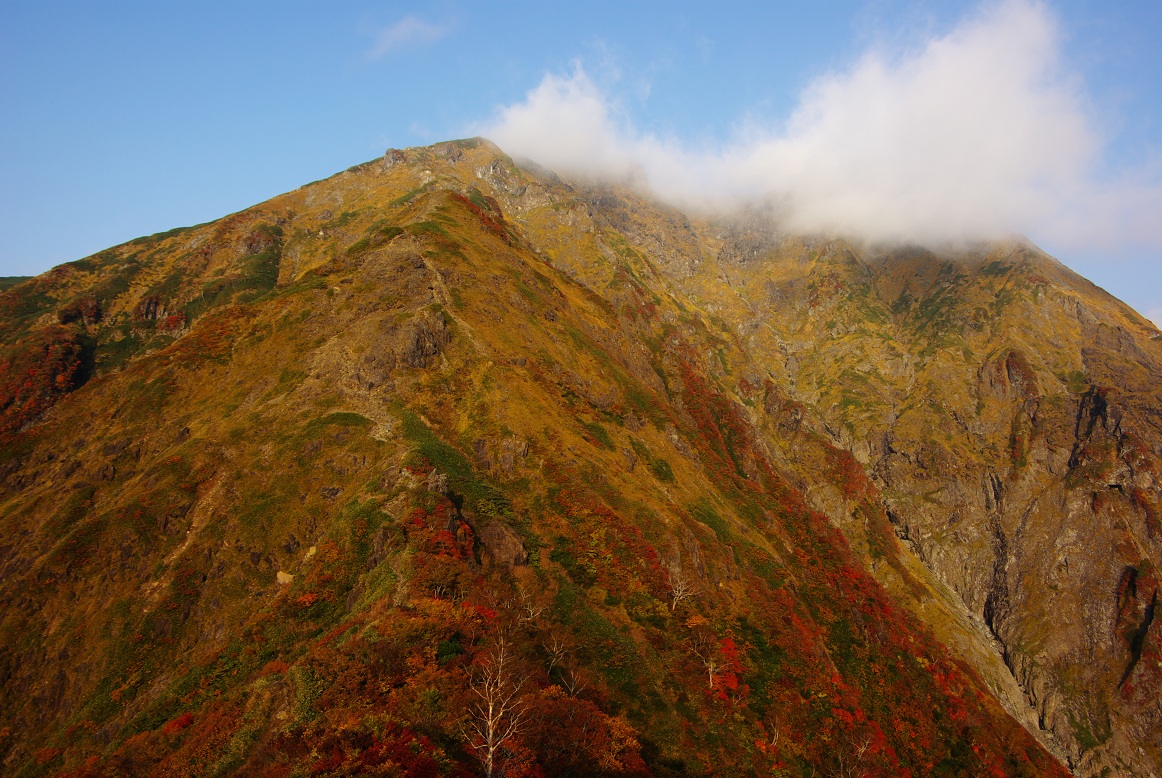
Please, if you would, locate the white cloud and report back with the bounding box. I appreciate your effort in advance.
[478,64,641,181]
[368,15,449,60]
[479,0,1162,251]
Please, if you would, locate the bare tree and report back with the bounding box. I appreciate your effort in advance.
[688,627,722,689]
[666,561,696,611]
[851,734,871,763]
[463,637,529,778]
[511,581,547,625]
[767,721,780,747]
[560,663,588,698]
[829,732,872,778]
[542,633,569,675]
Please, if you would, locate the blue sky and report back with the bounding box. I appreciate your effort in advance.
[2,1,1160,323]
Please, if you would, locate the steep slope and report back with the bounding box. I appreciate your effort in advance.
[0,138,1145,777]
[680,236,1162,776]
[489,155,1162,774]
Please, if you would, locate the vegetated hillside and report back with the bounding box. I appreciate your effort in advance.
[668,226,1162,778]
[0,138,1153,777]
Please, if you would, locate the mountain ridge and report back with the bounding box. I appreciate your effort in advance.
[0,137,1157,777]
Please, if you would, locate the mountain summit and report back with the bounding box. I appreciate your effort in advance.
[0,138,1158,777]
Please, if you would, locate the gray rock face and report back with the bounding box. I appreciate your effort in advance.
[476,521,527,568]
[740,246,1162,776]
[399,311,450,368]
[382,148,406,168]
[544,188,1162,773]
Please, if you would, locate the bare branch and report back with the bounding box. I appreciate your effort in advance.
[462,637,529,778]
[688,628,721,688]
[666,560,696,611]
[542,633,569,674]
[561,664,588,697]
[514,581,547,624]
[828,731,873,778]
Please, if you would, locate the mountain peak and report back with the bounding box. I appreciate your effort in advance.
[1,139,1158,777]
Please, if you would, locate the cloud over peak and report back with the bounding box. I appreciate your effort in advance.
[481,1,1160,251]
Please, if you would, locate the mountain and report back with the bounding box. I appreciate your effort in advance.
[0,137,1157,777]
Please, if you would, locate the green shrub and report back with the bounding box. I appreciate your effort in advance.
[688,497,729,541]
[0,276,31,291]
[582,421,615,450]
[127,224,198,246]
[398,409,515,522]
[649,456,675,483]
[347,222,403,257]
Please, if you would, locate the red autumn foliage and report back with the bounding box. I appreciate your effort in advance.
[160,305,252,365]
[161,712,194,735]
[305,725,449,777]
[34,747,62,765]
[829,447,871,500]
[0,325,85,438]
[540,469,668,600]
[257,658,289,677]
[21,294,1073,778]
[678,357,757,484]
[712,636,748,703]
[449,191,513,244]
[521,686,650,776]
[158,313,187,333]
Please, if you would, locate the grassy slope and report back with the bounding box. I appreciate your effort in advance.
[0,141,1077,777]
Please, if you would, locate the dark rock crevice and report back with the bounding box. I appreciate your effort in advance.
[1120,584,1157,687]
[982,514,1010,637]
[1070,387,1110,465]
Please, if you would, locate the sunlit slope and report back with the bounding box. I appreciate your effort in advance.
[0,138,1148,776]
[555,180,1162,776]
[694,237,1162,778]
